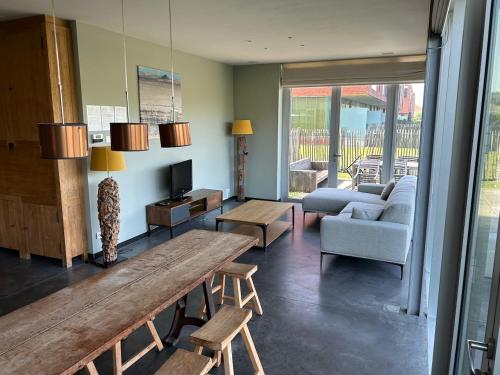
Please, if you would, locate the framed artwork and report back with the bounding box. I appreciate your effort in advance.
[137,65,183,139]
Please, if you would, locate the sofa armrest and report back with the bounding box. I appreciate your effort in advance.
[320,215,410,264]
[357,183,386,195]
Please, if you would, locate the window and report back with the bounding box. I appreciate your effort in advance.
[394,83,424,180]
[285,82,424,200]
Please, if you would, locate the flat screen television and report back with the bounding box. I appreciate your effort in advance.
[170,159,192,200]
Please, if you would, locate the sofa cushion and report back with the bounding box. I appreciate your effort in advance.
[303,188,385,213]
[351,206,384,220]
[380,179,395,200]
[380,175,417,225]
[340,201,386,214]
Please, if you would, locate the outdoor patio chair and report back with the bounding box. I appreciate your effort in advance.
[397,156,419,177]
[393,159,409,182]
[352,158,381,187]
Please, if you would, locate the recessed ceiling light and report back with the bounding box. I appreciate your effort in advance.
[247,40,252,43]
[288,36,293,39]
[264,47,268,50]
[300,44,305,47]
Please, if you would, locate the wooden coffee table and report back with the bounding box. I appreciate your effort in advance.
[216,200,294,250]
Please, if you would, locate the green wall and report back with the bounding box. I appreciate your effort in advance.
[73,22,235,253]
[233,64,282,200]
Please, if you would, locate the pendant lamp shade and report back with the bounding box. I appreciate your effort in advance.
[158,0,191,148]
[110,122,149,151]
[159,122,191,147]
[109,0,149,152]
[90,146,126,172]
[37,0,88,160]
[38,123,88,159]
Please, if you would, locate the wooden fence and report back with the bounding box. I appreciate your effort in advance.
[484,129,500,181]
[290,126,500,181]
[290,124,421,173]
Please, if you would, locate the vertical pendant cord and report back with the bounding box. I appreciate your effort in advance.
[121,0,130,122]
[51,0,65,124]
[169,0,175,122]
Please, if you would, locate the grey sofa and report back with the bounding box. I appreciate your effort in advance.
[303,176,417,279]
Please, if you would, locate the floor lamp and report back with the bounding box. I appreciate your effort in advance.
[232,120,253,201]
[90,146,126,266]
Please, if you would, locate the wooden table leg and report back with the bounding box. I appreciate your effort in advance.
[202,277,216,319]
[163,278,216,346]
[112,342,122,375]
[85,361,99,375]
[258,225,267,250]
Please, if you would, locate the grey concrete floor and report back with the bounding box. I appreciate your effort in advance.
[0,199,427,374]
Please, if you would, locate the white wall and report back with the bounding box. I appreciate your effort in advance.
[233,64,282,200]
[73,22,235,253]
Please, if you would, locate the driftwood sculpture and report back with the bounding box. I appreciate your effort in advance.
[98,177,120,263]
[237,135,248,201]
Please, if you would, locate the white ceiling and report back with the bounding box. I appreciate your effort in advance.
[0,0,431,65]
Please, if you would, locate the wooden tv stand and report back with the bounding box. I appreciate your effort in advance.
[146,189,223,238]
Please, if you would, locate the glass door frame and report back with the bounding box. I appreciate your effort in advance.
[452,0,500,371]
[328,87,341,188]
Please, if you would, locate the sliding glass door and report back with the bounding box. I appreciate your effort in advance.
[339,85,388,189]
[455,0,500,371]
[288,87,332,199]
[285,82,424,200]
[394,83,425,180]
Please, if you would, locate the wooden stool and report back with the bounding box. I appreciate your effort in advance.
[190,305,264,375]
[199,262,263,317]
[155,349,213,375]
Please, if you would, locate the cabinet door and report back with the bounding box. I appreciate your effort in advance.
[207,190,223,211]
[23,203,62,259]
[0,19,53,141]
[0,195,23,251]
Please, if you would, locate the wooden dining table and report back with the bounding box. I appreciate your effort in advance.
[0,229,258,375]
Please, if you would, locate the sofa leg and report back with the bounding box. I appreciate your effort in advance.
[320,252,324,271]
[303,211,306,225]
[399,264,404,281]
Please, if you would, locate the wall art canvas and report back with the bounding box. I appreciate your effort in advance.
[137,65,183,139]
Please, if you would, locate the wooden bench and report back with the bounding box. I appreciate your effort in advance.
[289,158,328,193]
[155,349,213,375]
[191,305,264,375]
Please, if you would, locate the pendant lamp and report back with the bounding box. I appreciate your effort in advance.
[38,0,88,159]
[110,0,149,151]
[158,0,191,148]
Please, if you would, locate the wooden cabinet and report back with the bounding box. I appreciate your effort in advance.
[22,203,63,259]
[0,16,88,267]
[146,189,223,237]
[0,195,24,253]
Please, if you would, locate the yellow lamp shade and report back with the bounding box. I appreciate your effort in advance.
[90,146,126,172]
[232,120,253,135]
